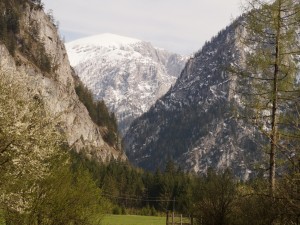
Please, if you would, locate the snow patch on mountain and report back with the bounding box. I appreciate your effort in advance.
[66,33,187,134]
[69,33,141,47]
[67,33,142,65]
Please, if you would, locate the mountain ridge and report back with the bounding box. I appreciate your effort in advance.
[123,21,264,179]
[66,34,187,134]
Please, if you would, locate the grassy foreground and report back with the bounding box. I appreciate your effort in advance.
[0,213,186,225]
[101,215,166,225]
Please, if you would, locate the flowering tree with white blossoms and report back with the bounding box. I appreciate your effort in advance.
[0,69,65,213]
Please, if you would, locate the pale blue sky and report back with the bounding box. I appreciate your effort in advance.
[43,0,243,55]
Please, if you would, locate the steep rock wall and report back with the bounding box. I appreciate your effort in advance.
[0,4,126,162]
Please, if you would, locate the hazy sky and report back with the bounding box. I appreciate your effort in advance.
[43,0,243,55]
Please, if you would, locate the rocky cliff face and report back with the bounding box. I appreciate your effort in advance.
[66,34,187,135]
[124,21,264,180]
[0,3,126,162]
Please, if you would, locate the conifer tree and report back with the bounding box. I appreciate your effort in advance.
[236,0,300,194]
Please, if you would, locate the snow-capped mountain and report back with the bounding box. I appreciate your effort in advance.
[66,33,187,134]
[123,21,265,180]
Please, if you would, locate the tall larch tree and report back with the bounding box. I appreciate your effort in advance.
[236,0,300,194]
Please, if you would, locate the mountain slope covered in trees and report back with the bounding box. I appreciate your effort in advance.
[124,20,265,179]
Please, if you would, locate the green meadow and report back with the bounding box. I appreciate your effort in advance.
[100,215,166,225]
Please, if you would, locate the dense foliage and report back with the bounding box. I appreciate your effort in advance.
[72,150,300,224]
[0,71,107,225]
[72,152,198,215]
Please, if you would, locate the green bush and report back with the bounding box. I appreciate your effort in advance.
[112,206,122,215]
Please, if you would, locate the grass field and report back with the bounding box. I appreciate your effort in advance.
[100,215,166,225]
[0,212,165,225]
[0,213,187,225]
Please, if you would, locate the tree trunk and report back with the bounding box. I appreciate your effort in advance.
[269,0,282,196]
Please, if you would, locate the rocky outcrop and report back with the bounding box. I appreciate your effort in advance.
[0,4,126,162]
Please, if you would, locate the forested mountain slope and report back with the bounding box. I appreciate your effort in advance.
[124,20,264,179]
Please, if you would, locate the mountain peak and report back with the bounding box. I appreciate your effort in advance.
[66,33,144,66]
[66,34,187,135]
[67,33,142,48]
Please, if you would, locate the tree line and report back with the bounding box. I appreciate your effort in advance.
[73,149,299,224]
[72,153,197,215]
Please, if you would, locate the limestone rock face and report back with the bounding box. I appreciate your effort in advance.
[0,5,126,162]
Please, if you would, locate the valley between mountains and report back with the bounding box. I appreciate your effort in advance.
[1,0,299,224]
[66,28,262,179]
